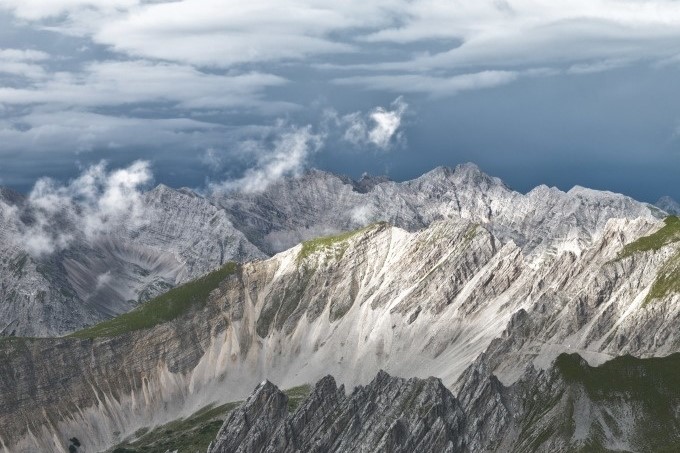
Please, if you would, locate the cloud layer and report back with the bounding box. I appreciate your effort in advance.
[0,1,679,201]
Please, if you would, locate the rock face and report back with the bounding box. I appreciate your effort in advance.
[657,195,680,215]
[217,164,657,257]
[0,184,264,336]
[208,372,465,453]
[0,208,679,452]
[211,353,680,453]
[0,163,661,337]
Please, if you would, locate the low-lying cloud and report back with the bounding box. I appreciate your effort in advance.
[0,160,153,256]
[208,98,407,194]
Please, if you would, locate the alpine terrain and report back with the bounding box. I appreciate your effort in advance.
[0,164,679,452]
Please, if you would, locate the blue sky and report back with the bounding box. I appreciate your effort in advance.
[0,0,679,202]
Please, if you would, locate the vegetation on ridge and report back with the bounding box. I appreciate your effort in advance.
[69,262,238,339]
[517,353,680,452]
[296,222,386,265]
[643,249,680,306]
[617,216,680,259]
[612,216,680,306]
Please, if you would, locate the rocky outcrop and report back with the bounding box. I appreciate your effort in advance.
[212,353,680,453]
[217,164,658,256]
[209,371,465,453]
[0,184,264,336]
[208,381,290,453]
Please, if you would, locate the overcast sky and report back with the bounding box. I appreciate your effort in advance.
[0,0,679,202]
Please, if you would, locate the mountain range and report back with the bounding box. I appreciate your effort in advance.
[0,163,666,337]
[0,164,679,452]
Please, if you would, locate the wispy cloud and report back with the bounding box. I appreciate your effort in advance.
[0,60,287,109]
[0,48,49,79]
[0,110,224,154]
[334,97,408,149]
[1,160,153,256]
[0,0,138,20]
[211,125,324,194]
[334,71,518,97]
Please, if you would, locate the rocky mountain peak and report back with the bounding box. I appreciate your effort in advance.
[353,173,391,193]
[146,183,201,203]
[0,164,665,338]
[208,380,288,453]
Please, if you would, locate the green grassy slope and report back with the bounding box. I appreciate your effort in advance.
[520,353,680,452]
[614,216,680,306]
[618,216,680,259]
[70,263,238,339]
[296,222,386,265]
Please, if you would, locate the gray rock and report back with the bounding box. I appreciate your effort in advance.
[213,353,680,453]
[0,164,660,336]
[656,195,680,215]
[209,371,465,453]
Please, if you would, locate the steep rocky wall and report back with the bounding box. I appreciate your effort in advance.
[0,217,678,452]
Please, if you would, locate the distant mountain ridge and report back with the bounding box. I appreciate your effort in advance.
[0,163,664,336]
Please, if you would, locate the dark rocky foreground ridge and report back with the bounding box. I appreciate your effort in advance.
[209,353,680,453]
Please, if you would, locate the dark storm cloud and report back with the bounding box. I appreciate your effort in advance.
[0,0,678,201]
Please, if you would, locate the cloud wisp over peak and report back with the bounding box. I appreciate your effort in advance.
[1,160,152,256]
[211,125,324,194]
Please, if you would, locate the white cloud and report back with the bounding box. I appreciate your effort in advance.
[2,1,679,102]
[9,0,678,72]
[0,48,50,79]
[0,110,224,154]
[349,204,376,225]
[0,0,138,20]
[0,49,49,61]
[357,1,680,69]
[2,161,153,256]
[96,0,403,67]
[0,60,287,109]
[212,126,323,193]
[566,59,630,75]
[95,271,113,290]
[334,71,518,97]
[368,97,408,149]
[329,97,408,150]
[200,148,224,171]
